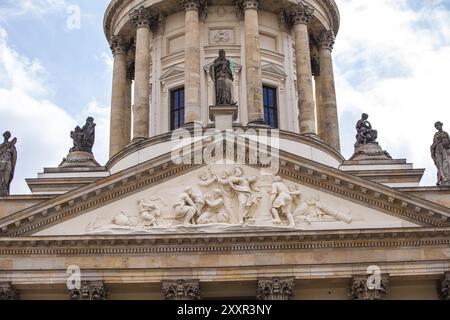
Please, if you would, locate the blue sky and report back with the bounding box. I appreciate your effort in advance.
[0,0,449,194]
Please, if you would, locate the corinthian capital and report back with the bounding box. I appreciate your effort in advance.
[349,275,389,300]
[180,0,207,12]
[318,30,336,51]
[131,6,160,31]
[282,1,315,28]
[0,283,17,300]
[439,272,450,300]
[69,281,108,300]
[257,277,295,300]
[162,279,201,300]
[241,0,261,10]
[110,35,127,56]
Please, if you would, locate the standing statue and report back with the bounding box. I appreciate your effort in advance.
[209,49,235,105]
[70,117,96,153]
[0,131,17,196]
[354,113,378,147]
[431,121,450,187]
[270,176,301,227]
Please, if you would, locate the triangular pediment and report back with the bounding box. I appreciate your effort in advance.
[159,65,184,81]
[1,134,450,237]
[261,63,287,79]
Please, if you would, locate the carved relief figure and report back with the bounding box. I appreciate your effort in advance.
[0,131,17,196]
[430,121,450,186]
[138,199,161,227]
[355,113,378,147]
[70,117,96,153]
[294,195,352,224]
[209,49,235,105]
[199,167,260,224]
[197,189,230,224]
[173,187,204,226]
[216,167,259,224]
[270,176,301,227]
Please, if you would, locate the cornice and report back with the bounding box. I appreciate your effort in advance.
[0,228,449,255]
[103,0,340,41]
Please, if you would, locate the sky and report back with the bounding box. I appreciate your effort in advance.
[0,0,449,194]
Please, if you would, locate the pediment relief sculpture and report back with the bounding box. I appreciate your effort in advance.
[82,165,357,235]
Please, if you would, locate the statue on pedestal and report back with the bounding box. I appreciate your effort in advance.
[431,121,450,187]
[209,49,235,106]
[0,131,17,197]
[354,113,378,148]
[59,117,100,168]
[350,113,392,161]
[70,117,96,153]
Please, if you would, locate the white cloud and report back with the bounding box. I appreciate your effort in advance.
[0,0,68,19]
[334,0,450,186]
[94,51,113,70]
[0,26,109,194]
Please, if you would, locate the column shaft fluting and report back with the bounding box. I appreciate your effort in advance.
[314,74,324,138]
[319,30,340,152]
[183,1,202,125]
[109,36,128,158]
[124,76,132,144]
[242,0,264,124]
[131,7,153,140]
[294,22,316,135]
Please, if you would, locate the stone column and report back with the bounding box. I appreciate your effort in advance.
[319,30,341,152]
[69,281,108,300]
[130,6,153,140]
[285,3,316,136]
[312,54,324,139]
[109,35,128,158]
[124,61,134,145]
[162,279,201,300]
[240,0,264,125]
[0,283,18,300]
[257,277,294,300]
[439,272,450,300]
[181,0,205,126]
[349,275,389,300]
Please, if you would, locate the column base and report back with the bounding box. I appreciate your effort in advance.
[247,120,269,129]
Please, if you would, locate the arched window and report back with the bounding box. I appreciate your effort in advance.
[263,85,278,128]
[170,87,185,130]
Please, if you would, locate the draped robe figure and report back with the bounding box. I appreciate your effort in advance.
[0,131,17,197]
[209,50,235,106]
[70,117,96,154]
[431,121,450,186]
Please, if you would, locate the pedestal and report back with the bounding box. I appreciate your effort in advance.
[209,105,239,131]
[350,143,392,161]
[59,151,101,168]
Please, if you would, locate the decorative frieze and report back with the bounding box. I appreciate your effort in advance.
[349,275,389,300]
[0,283,17,300]
[439,272,450,300]
[257,277,295,300]
[162,280,201,300]
[70,281,108,300]
[318,30,335,51]
[282,2,315,28]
